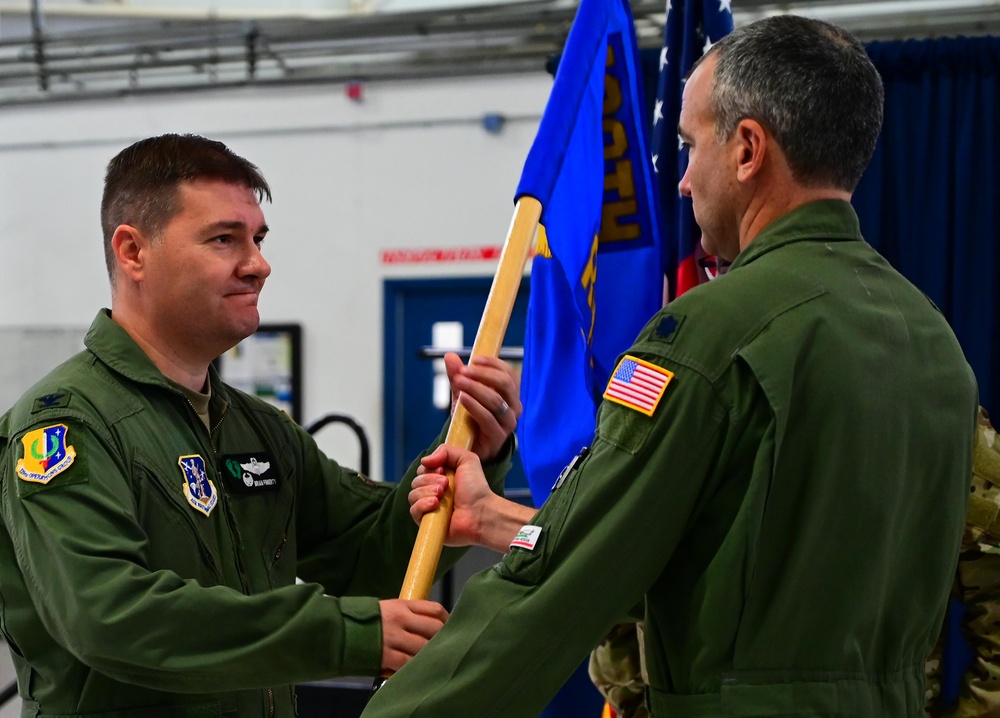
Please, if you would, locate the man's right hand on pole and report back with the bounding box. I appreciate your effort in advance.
[409,445,535,554]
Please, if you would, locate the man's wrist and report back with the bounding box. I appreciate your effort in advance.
[479,496,536,553]
[479,433,516,467]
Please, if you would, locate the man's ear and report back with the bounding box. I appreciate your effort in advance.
[111,225,149,283]
[733,118,767,184]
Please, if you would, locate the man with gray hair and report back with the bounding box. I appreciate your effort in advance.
[363,15,978,718]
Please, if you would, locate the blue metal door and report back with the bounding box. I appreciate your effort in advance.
[383,276,530,499]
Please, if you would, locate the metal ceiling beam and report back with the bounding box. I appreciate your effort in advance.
[0,0,994,106]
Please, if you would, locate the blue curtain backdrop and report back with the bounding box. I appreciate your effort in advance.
[855,36,999,418]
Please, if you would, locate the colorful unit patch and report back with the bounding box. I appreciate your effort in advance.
[603,355,674,417]
[178,454,218,517]
[16,424,76,484]
[510,525,543,551]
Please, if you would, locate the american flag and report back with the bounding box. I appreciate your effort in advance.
[603,356,674,416]
[652,0,734,300]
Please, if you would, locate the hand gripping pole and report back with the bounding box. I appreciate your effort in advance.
[370,195,541,696]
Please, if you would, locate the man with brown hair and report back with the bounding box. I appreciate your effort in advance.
[0,133,521,717]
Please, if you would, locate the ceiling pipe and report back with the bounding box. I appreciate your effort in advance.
[29,0,47,90]
[0,0,372,21]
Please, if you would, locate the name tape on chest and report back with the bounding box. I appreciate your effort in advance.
[221,453,280,494]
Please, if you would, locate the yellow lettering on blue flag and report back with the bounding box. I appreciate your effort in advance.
[601,37,654,250]
[536,225,553,259]
[581,234,599,345]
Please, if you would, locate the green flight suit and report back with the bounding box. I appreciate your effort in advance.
[363,200,978,718]
[0,310,510,718]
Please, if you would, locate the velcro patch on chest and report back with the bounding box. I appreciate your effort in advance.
[179,454,218,517]
[221,453,280,494]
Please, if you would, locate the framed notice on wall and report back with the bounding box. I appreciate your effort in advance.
[216,323,302,423]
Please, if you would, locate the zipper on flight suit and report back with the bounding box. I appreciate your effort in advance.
[169,397,229,581]
[205,398,272,716]
[192,396,275,716]
[205,404,254,595]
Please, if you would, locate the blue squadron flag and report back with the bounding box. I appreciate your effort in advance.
[653,0,734,299]
[515,0,663,507]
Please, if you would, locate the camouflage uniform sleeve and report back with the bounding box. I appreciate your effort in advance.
[588,622,650,718]
[931,408,1000,717]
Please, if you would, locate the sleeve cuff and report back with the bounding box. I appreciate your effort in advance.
[339,596,384,675]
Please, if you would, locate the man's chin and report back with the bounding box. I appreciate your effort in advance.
[240,316,261,340]
[226,313,261,346]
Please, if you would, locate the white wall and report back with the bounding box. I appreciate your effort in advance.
[0,72,550,479]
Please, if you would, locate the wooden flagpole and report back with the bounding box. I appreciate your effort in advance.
[371,195,541,693]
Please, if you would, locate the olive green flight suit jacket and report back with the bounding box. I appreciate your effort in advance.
[0,310,510,718]
[362,200,978,718]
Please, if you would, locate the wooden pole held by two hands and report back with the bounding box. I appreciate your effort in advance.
[370,195,542,696]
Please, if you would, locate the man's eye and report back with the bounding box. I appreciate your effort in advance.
[213,235,231,244]
[254,236,266,247]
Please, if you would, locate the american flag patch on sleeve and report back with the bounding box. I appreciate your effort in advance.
[603,355,674,416]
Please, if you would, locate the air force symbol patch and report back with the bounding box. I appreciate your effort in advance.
[16,424,76,484]
[178,454,218,517]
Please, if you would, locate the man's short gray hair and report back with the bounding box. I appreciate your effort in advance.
[702,15,884,192]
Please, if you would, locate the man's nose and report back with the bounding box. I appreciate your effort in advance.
[678,166,692,198]
[241,244,271,280]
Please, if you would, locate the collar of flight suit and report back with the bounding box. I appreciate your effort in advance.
[728,199,865,274]
[84,309,232,415]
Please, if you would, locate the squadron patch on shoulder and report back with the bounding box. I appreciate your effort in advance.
[178,454,218,517]
[16,424,76,484]
[603,355,674,417]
